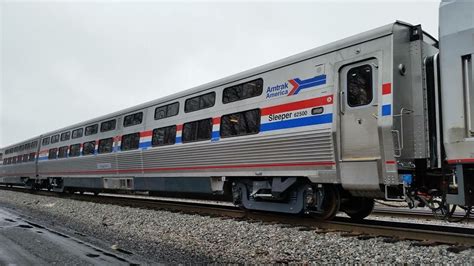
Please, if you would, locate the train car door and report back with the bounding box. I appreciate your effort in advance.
[338,59,381,190]
[339,60,380,160]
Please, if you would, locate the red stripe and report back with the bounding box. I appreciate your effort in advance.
[38,161,335,175]
[213,117,221,125]
[261,95,333,116]
[140,130,153,138]
[382,83,391,95]
[447,158,474,164]
[385,160,396,164]
[176,124,183,131]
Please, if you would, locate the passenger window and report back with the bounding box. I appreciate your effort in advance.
[31,141,38,149]
[60,132,71,141]
[29,153,36,161]
[347,65,373,107]
[48,148,58,159]
[182,118,212,143]
[220,109,261,138]
[100,119,116,132]
[51,134,60,143]
[85,124,98,136]
[58,146,69,158]
[12,157,17,164]
[121,133,140,151]
[123,112,143,127]
[98,138,114,154]
[22,154,29,162]
[82,141,96,155]
[223,79,263,104]
[152,125,176,146]
[155,102,179,120]
[72,128,83,139]
[185,92,215,113]
[69,144,81,157]
[42,137,50,146]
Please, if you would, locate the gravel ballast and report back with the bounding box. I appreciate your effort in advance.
[0,190,472,264]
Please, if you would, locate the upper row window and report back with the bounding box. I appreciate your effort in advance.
[123,112,143,127]
[72,128,83,139]
[155,102,179,120]
[185,92,215,113]
[101,119,116,132]
[51,134,60,143]
[85,124,98,136]
[60,131,71,141]
[42,137,50,146]
[223,78,263,104]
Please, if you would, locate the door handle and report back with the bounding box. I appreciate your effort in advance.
[339,91,345,115]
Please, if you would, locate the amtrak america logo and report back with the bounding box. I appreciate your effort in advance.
[266,74,327,98]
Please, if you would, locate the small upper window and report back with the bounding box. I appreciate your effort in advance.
[69,144,81,157]
[152,125,176,146]
[25,143,31,150]
[220,109,261,138]
[98,138,114,154]
[100,119,116,132]
[85,124,98,136]
[155,102,179,120]
[42,137,50,146]
[123,112,143,127]
[60,132,71,141]
[58,146,68,158]
[347,65,373,107]
[32,141,38,148]
[72,128,83,139]
[51,134,60,144]
[121,133,140,151]
[185,92,215,113]
[182,118,212,143]
[48,148,58,159]
[223,78,263,104]
[82,141,96,155]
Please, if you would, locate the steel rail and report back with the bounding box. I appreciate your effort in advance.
[1,186,473,246]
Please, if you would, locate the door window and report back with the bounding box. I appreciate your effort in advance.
[347,65,373,107]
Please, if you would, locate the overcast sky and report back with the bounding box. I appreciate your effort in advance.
[0,0,439,147]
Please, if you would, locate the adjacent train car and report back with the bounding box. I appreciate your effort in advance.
[1,0,473,220]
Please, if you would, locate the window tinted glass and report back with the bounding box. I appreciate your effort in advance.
[69,144,81,157]
[32,141,38,148]
[98,138,114,154]
[123,112,143,127]
[100,119,116,132]
[154,102,179,120]
[42,137,50,146]
[152,125,176,146]
[185,92,215,113]
[121,133,140,151]
[17,155,22,163]
[220,109,261,138]
[82,141,96,155]
[182,118,212,142]
[25,143,30,150]
[51,135,60,143]
[60,132,71,141]
[48,148,58,159]
[85,124,98,136]
[223,78,263,104]
[22,154,29,162]
[72,128,83,139]
[347,65,373,107]
[58,146,68,158]
[29,153,36,161]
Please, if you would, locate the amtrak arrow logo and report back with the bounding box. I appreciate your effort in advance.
[288,74,327,96]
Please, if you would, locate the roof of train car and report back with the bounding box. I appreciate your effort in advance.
[1,21,437,150]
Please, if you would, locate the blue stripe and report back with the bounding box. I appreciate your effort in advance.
[294,74,326,85]
[261,113,333,132]
[211,131,220,141]
[38,157,48,161]
[176,137,182,144]
[294,79,326,94]
[382,104,391,116]
[139,141,152,149]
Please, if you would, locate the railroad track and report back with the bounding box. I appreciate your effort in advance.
[1,186,473,247]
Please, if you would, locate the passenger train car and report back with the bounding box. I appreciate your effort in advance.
[1,0,473,220]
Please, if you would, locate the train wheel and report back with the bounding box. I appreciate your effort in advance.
[341,197,374,220]
[312,185,340,220]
